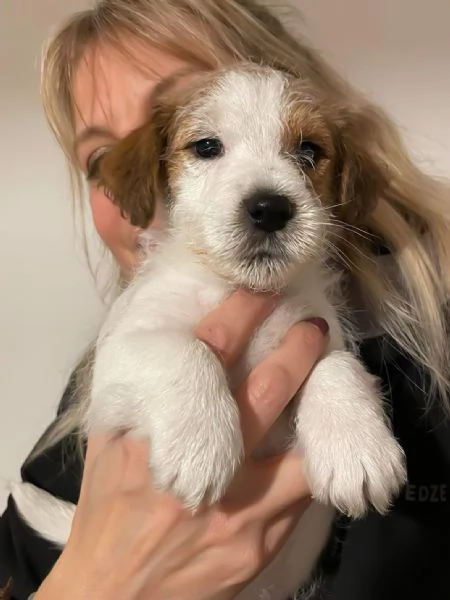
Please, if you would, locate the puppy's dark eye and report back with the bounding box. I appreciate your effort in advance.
[192,138,224,159]
[296,140,322,168]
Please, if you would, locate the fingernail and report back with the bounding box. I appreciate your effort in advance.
[305,317,329,336]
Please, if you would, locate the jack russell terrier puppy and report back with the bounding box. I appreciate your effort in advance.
[12,65,407,600]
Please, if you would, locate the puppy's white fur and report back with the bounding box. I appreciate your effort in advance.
[12,67,406,599]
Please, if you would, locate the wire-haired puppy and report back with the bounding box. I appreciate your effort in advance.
[13,65,408,598]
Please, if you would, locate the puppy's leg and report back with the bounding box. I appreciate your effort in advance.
[295,350,406,517]
[88,329,243,510]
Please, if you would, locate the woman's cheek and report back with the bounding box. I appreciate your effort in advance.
[89,188,168,278]
[90,188,121,244]
[89,187,138,273]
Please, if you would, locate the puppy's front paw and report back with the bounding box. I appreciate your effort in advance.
[150,384,243,510]
[297,351,407,518]
[135,332,244,510]
[304,418,406,518]
[90,330,244,510]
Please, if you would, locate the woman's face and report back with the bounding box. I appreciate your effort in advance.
[73,42,191,279]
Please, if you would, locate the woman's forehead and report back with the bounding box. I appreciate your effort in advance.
[73,41,192,138]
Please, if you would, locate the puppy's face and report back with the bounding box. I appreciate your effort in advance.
[100,66,386,290]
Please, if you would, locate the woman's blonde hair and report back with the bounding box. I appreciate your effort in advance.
[32,0,450,460]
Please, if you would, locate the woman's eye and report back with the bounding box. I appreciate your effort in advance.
[296,140,323,168]
[191,138,224,160]
[86,147,109,180]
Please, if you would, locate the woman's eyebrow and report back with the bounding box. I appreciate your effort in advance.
[74,126,115,153]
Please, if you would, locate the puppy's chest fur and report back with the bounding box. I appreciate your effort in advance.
[102,239,345,397]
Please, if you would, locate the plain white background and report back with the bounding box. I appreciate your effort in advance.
[0,0,449,510]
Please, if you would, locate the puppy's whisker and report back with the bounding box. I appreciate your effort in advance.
[315,221,374,246]
[324,234,375,273]
[324,240,356,271]
[330,218,378,241]
[329,223,375,244]
[329,234,378,267]
[325,202,345,212]
[315,216,376,245]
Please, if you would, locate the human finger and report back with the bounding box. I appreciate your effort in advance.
[194,289,278,369]
[237,320,328,454]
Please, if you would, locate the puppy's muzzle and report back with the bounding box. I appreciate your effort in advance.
[244,190,294,233]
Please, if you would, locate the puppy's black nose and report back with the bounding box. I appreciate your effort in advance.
[245,191,294,233]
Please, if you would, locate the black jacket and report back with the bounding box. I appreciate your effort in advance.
[1,335,450,600]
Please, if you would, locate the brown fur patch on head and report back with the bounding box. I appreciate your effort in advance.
[282,76,390,230]
[282,81,336,204]
[98,68,211,228]
[282,78,391,256]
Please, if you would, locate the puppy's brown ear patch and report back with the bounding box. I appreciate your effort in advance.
[335,111,390,226]
[99,120,166,228]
